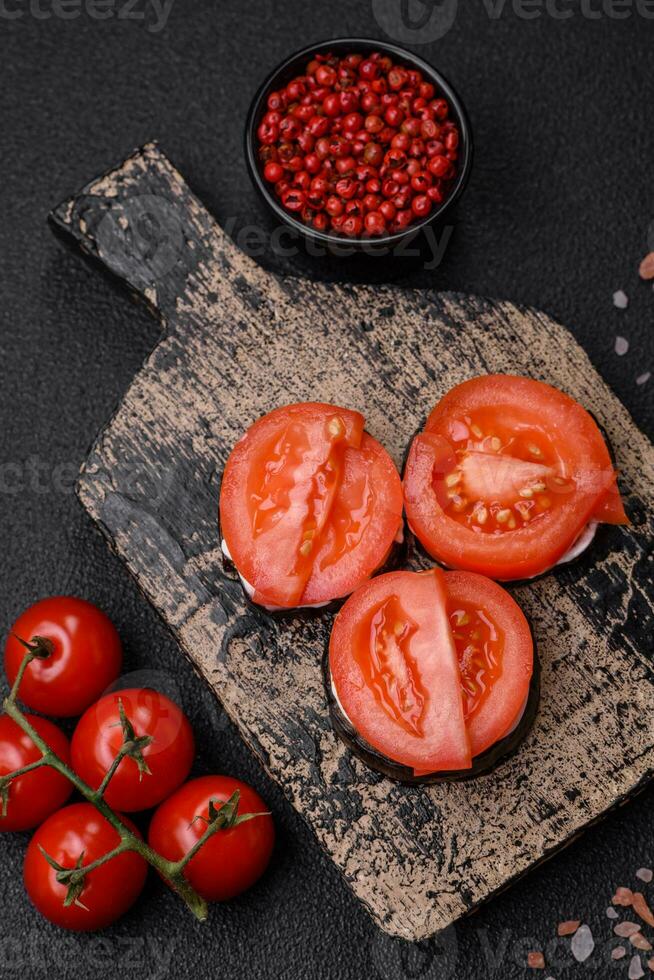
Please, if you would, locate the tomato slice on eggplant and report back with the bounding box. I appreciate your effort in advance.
[404,375,627,581]
[444,571,533,759]
[220,403,403,608]
[328,568,534,777]
[329,569,472,773]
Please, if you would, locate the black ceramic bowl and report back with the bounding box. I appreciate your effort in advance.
[245,37,473,254]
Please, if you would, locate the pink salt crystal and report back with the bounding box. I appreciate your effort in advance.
[613,946,628,959]
[639,253,654,280]
[571,925,594,963]
[613,290,629,309]
[629,955,645,980]
[608,907,619,919]
[637,869,654,884]
[614,887,635,907]
[632,934,654,952]
[616,922,642,938]
[557,920,580,937]
[527,951,545,969]
[615,335,630,355]
[633,894,654,928]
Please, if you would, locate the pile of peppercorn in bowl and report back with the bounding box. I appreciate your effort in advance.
[245,39,473,250]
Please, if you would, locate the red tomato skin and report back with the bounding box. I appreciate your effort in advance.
[220,403,402,608]
[0,714,73,832]
[148,776,275,902]
[220,402,365,608]
[24,803,147,931]
[405,376,620,580]
[71,689,195,812]
[592,481,629,525]
[444,571,533,758]
[301,432,404,605]
[4,597,123,717]
[330,569,472,773]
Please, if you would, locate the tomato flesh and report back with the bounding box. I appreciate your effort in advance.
[330,569,472,773]
[220,403,403,608]
[445,571,533,758]
[404,376,625,580]
[329,568,534,774]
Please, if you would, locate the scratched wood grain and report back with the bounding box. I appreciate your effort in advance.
[50,143,654,940]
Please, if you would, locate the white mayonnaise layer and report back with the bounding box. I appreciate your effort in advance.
[555,521,598,566]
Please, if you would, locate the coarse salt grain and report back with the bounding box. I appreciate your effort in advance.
[527,951,545,969]
[633,934,653,952]
[616,922,642,938]
[633,894,654,928]
[571,924,594,962]
[615,336,630,356]
[614,946,628,959]
[637,869,654,883]
[637,373,651,386]
[557,920,580,936]
[639,253,654,280]
[614,290,629,309]
[614,887,635,906]
[608,907,619,919]
[629,955,645,979]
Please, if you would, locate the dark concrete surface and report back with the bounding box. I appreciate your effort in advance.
[1,2,652,978]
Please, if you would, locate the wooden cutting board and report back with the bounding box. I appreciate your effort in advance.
[50,143,654,941]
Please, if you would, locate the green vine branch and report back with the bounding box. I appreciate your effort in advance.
[2,642,268,922]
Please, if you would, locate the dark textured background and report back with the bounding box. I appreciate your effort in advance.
[1,2,652,978]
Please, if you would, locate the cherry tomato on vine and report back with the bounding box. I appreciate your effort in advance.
[71,689,195,812]
[0,714,73,832]
[4,597,123,717]
[148,776,275,901]
[24,803,147,931]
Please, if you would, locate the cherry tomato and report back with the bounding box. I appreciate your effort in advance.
[0,714,72,832]
[148,776,274,901]
[71,688,195,812]
[219,402,403,608]
[24,803,147,931]
[404,375,627,580]
[4,597,122,717]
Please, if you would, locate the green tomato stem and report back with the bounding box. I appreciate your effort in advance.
[2,654,210,923]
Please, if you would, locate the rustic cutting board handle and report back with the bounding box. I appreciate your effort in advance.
[49,141,248,326]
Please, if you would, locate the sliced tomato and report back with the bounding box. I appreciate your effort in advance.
[329,569,472,773]
[220,403,403,608]
[591,479,629,525]
[329,568,534,775]
[444,571,533,758]
[302,434,404,604]
[404,375,625,580]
